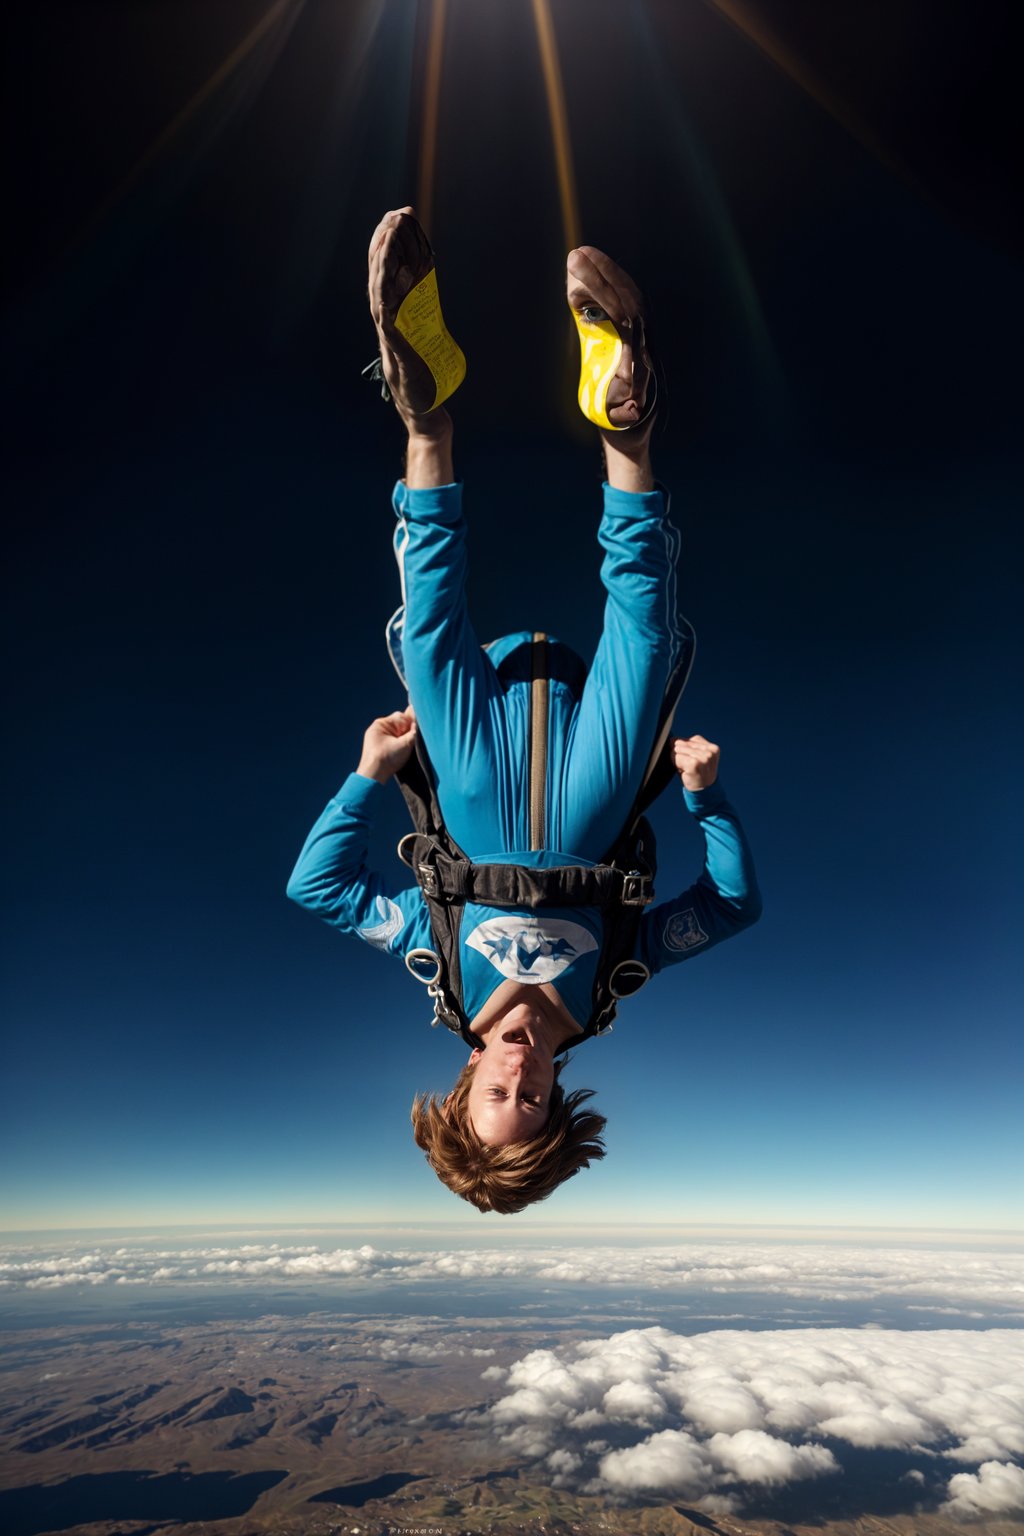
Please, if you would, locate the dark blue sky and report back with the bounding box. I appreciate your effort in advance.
[3,0,1021,1229]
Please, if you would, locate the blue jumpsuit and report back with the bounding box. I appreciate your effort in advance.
[288,480,761,1031]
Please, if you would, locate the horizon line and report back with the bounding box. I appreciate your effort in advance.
[2,1219,1021,1240]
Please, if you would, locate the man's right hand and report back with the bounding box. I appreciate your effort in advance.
[357,707,417,784]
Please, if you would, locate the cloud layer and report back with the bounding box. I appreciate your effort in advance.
[480,1325,1024,1514]
[3,1238,1023,1314]
[2,1229,1021,1519]
[945,1460,1024,1517]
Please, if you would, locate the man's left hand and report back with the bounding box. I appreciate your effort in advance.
[357,707,417,784]
[673,734,720,791]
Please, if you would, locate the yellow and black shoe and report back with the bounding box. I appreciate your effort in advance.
[365,207,465,415]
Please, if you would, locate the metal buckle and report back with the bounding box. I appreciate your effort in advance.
[620,871,652,906]
[609,959,651,999]
[418,863,440,898]
[405,949,441,986]
[430,984,464,1036]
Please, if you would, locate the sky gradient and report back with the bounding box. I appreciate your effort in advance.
[3,0,1021,1234]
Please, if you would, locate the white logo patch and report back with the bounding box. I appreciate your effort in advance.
[360,895,405,952]
[663,908,709,953]
[465,917,598,983]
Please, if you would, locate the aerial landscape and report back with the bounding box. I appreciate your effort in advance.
[2,1230,1023,1534]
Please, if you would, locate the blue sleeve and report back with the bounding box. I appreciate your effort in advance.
[286,772,430,959]
[640,781,762,972]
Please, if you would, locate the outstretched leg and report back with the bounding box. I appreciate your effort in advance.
[553,248,686,857]
[370,210,522,856]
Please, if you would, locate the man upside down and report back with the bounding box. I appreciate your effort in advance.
[287,208,762,1214]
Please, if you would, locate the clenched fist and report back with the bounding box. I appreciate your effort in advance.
[672,734,720,792]
[357,707,417,784]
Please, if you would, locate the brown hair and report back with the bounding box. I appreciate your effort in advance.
[410,1060,607,1214]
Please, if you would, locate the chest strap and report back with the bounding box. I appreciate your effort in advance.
[398,833,654,909]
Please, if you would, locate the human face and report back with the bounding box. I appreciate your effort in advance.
[465,1016,556,1146]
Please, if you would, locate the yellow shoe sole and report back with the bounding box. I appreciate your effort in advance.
[394,267,466,411]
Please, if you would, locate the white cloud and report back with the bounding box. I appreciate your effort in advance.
[603,1380,667,1422]
[378,1337,450,1362]
[25,1269,109,1289]
[697,1492,742,1516]
[1,1239,1023,1316]
[944,1461,1024,1517]
[481,1326,1024,1508]
[706,1428,838,1484]
[344,1317,501,1366]
[600,1428,712,1496]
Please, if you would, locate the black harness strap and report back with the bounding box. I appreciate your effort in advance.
[394,809,658,1049]
[400,833,653,909]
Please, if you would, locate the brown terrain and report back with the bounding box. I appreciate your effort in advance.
[0,1311,1020,1536]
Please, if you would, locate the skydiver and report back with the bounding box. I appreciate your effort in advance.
[287,208,761,1212]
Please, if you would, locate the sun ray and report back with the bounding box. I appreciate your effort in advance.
[416,0,448,235]
[273,0,393,337]
[701,0,917,191]
[530,0,582,253]
[80,0,307,244]
[632,0,787,416]
[10,0,308,353]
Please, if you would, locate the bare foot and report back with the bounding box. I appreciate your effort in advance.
[566,246,654,434]
[367,207,441,422]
